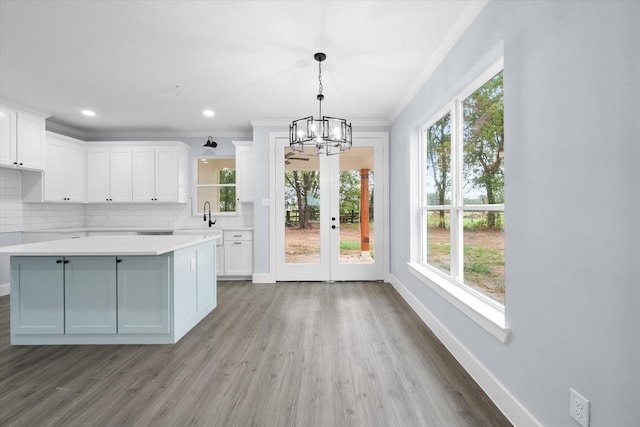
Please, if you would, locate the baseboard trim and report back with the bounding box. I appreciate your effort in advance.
[0,283,9,297]
[252,273,275,284]
[387,274,541,427]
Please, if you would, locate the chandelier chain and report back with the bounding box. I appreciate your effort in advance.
[318,60,323,95]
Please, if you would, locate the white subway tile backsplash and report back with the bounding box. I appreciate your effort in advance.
[0,169,24,233]
[2,169,253,233]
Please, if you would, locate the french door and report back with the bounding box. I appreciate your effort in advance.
[274,133,386,281]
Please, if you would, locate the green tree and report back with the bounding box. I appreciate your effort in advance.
[219,169,236,212]
[426,114,451,228]
[339,171,360,214]
[463,71,504,229]
[285,170,319,229]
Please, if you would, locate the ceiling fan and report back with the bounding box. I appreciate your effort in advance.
[285,151,310,165]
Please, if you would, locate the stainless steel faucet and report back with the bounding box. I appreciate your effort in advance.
[203,201,216,227]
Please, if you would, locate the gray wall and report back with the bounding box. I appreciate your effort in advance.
[389,1,639,426]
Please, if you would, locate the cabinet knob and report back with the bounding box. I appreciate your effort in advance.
[13,162,18,165]
[56,259,63,264]
[19,163,23,166]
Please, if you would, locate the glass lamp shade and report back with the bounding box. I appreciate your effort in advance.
[289,116,352,156]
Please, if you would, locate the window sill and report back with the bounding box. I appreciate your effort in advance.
[407,262,510,343]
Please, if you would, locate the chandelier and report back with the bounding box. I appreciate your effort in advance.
[289,52,352,156]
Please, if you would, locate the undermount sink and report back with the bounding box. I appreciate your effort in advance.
[172,229,223,239]
[137,231,173,236]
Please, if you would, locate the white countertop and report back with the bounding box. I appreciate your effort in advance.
[0,234,221,256]
[20,226,253,234]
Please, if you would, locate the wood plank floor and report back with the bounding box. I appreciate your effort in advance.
[0,281,512,427]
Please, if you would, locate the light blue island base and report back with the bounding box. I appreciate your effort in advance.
[9,239,217,345]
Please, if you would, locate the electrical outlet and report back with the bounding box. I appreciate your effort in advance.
[570,388,590,427]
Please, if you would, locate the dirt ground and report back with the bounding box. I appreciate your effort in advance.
[427,227,503,250]
[284,223,373,264]
[428,227,504,302]
[284,224,504,302]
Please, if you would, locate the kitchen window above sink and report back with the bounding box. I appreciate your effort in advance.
[195,157,236,214]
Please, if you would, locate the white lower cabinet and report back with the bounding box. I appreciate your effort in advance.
[117,255,170,335]
[11,257,64,335]
[65,257,117,334]
[223,230,252,277]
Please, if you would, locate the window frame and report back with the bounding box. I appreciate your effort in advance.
[192,156,238,216]
[410,58,509,342]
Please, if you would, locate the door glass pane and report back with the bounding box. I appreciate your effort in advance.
[338,147,374,264]
[284,147,321,264]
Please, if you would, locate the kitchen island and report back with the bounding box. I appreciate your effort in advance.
[1,234,221,345]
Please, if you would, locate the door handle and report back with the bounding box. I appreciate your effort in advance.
[331,225,337,229]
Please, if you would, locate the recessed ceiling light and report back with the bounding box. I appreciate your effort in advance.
[82,110,96,117]
[203,110,215,117]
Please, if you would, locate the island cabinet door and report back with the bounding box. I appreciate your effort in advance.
[117,256,170,334]
[11,257,64,335]
[64,257,117,334]
[196,244,216,311]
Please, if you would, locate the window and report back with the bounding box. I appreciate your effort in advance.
[196,157,236,214]
[420,66,504,306]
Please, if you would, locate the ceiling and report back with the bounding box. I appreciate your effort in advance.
[0,0,485,138]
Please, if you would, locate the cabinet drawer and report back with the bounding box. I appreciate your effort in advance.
[223,230,252,241]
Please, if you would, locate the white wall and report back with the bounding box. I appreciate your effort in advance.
[389,1,640,426]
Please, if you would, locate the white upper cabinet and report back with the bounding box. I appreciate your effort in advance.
[0,104,47,170]
[109,147,134,202]
[132,147,155,201]
[87,146,133,202]
[0,106,17,166]
[22,132,86,203]
[233,141,254,203]
[132,144,188,203]
[43,133,86,202]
